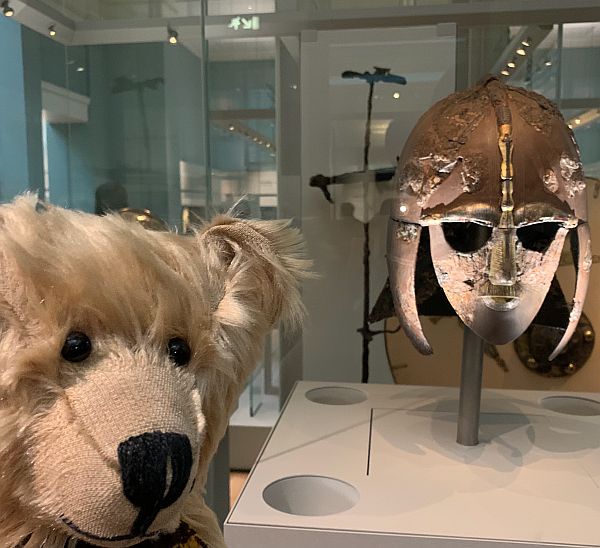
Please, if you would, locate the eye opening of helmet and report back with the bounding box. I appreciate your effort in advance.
[516,222,562,253]
[441,222,493,253]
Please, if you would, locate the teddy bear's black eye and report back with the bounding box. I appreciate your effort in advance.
[167,338,191,367]
[61,332,92,363]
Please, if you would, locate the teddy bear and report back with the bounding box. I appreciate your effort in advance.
[0,196,310,548]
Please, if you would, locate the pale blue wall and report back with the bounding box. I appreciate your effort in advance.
[21,27,45,196]
[0,16,31,201]
[45,123,70,207]
[42,42,167,215]
[101,42,168,219]
[1,25,207,222]
[55,46,110,212]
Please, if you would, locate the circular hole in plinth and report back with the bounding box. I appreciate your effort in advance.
[305,386,367,405]
[263,476,359,516]
[541,396,600,416]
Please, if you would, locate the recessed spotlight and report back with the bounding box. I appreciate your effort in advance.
[545,60,552,66]
[168,27,178,45]
[393,91,400,99]
[48,25,56,37]
[2,1,14,16]
[568,124,573,129]
[266,143,271,148]
[228,125,235,131]
[575,118,581,125]
[76,66,85,72]
[516,48,526,56]
[521,38,531,47]
[507,61,516,68]
[501,70,510,76]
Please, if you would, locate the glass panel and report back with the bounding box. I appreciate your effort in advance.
[207,0,276,16]
[38,0,202,20]
[208,37,277,215]
[300,25,457,384]
[0,6,207,221]
[4,0,600,406]
[503,22,600,175]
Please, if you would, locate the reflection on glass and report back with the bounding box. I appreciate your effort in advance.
[13,34,207,227]
[37,0,202,20]
[502,23,600,179]
[209,37,277,217]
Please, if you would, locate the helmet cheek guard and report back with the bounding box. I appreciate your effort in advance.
[388,77,590,358]
[388,219,432,355]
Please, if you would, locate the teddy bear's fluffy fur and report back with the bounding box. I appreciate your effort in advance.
[0,196,310,548]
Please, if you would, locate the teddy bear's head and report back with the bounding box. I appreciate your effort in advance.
[0,197,309,548]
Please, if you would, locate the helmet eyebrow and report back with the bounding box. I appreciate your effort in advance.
[513,203,577,228]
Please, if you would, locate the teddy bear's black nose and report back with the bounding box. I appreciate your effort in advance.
[118,431,193,536]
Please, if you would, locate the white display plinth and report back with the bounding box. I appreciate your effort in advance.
[225,382,600,548]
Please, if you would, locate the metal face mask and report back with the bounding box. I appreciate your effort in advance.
[388,77,590,359]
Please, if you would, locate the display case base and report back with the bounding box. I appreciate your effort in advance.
[225,382,600,548]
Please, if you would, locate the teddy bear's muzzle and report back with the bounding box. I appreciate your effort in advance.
[118,431,193,537]
[29,360,205,546]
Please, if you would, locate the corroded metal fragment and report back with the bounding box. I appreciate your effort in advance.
[395,222,419,242]
[543,169,559,194]
[560,154,587,197]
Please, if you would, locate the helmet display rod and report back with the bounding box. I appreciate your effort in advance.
[457,326,485,446]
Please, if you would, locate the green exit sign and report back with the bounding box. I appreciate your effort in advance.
[228,15,261,31]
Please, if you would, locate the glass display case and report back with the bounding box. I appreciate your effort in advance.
[1,0,599,489]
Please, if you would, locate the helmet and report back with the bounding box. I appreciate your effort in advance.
[388,76,591,359]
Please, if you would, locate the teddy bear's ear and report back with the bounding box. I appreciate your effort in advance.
[198,216,311,337]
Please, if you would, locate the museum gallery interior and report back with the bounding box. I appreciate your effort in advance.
[1,1,600,547]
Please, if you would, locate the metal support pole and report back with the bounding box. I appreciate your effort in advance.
[456,326,484,446]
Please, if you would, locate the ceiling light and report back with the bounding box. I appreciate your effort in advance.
[2,1,14,16]
[575,118,581,125]
[393,92,400,99]
[48,25,56,37]
[521,38,531,47]
[76,66,85,72]
[568,124,573,129]
[545,60,552,66]
[501,70,510,76]
[516,48,526,56]
[507,60,516,68]
[167,27,178,45]
[228,125,235,131]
